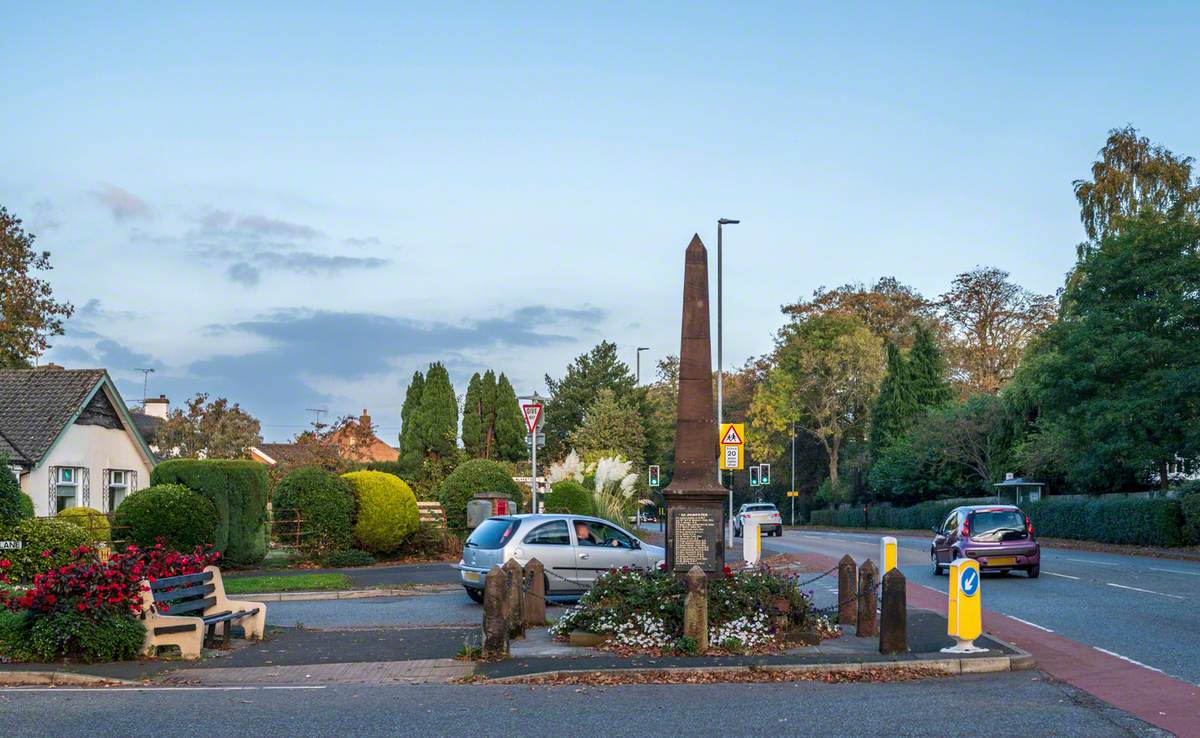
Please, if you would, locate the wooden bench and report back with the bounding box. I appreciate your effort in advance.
[417,501,446,528]
[138,565,266,659]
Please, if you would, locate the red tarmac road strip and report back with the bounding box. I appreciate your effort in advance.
[791,551,1200,738]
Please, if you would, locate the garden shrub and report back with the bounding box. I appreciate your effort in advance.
[25,611,146,663]
[439,459,523,528]
[0,517,93,582]
[396,522,449,560]
[321,548,376,568]
[152,459,269,565]
[0,461,29,527]
[113,484,218,551]
[0,610,33,662]
[544,479,593,516]
[357,461,412,480]
[341,471,419,554]
[56,507,111,542]
[1180,490,1200,546]
[272,467,355,558]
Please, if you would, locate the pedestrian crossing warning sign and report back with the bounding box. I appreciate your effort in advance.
[719,423,745,470]
[720,424,743,445]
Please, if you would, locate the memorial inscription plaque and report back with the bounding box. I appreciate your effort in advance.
[670,507,719,572]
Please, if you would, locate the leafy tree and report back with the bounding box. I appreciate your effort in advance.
[907,321,954,408]
[416,363,457,463]
[0,206,74,367]
[750,315,885,487]
[494,373,526,462]
[938,267,1057,394]
[461,372,484,458]
[917,394,1016,493]
[397,370,425,473]
[1021,214,1200,491]
[0,456,29,526]
[783,277,938,349]
[543,341,637,459]
[1073,126,1200,251]
[155,393,262,459]
[868,343,915,457]
[568,389,646,465]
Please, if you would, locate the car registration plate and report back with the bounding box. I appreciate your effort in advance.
[463,571,481,583]
[985,557,1016,567]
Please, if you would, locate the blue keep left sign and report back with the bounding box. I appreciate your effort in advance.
[960,566,979,597]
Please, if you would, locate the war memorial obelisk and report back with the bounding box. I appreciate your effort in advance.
[663,234,727,576]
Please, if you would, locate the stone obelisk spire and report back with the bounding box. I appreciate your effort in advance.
[663,234,726,575]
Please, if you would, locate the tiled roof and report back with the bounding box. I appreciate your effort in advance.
[0,368,107,466]
[253,443,311,466]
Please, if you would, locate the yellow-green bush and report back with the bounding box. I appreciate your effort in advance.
[55,507,111,542]
[0,518,93,583]
[341,471,419,554]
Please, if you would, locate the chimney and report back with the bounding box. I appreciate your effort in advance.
[360,408,371,426]
[40,363,65,371]
[144,394,170,419]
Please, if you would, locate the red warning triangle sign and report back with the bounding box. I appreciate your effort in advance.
[522,403,543,433]
[721,425,743,445]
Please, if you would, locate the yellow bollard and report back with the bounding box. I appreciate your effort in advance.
[879,536,897,575]
[942,558,987,653]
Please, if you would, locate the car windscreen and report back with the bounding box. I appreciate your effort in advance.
[465,518,520,549]
[969,510,1027,539]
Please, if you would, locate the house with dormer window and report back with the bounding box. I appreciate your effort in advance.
[0,366,156,517]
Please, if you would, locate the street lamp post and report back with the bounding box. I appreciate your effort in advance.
[790,422,796,527]
[636,347,650,385]
[717,218,739,547]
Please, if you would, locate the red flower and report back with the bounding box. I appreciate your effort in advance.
[722,565,733,578]
[41,550,53,558]
[76,602,87,612]
[0,559,10,569]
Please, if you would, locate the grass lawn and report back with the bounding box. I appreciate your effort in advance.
[223,573,354,595]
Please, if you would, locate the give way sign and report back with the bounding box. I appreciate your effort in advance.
[522,403,544,433]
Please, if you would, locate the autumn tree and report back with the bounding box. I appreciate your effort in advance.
[155,393,262,459]
[568,388,645,465]
[938,267,1056,394]
[1,206,74,368]
[782,277,938,349]
[750,315,885,486]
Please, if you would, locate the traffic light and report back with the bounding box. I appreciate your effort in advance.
[749,465,760,486]
[648,465,660,487]
[760,464,771,485]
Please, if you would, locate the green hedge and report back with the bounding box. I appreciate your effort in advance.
[152,459,269,565]
[272,467,356,558]
[114,484,218,551]
[0,461,28,527]
[810,495,1191,547]
[342,471,419,554]
[439,459,523,528]
[544,480,593,515]
[0,517,94,582]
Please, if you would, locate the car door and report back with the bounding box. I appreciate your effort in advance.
[572,519,639,585]
[516,519,584,595]
[934,511,958,563]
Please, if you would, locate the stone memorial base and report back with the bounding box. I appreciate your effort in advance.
[664,492,726,577]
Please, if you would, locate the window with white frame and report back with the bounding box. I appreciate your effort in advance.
[55,467,81,512]
[107,469,132,512]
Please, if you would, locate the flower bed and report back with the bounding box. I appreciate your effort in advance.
[549,566,839,655]
[0,541,219,663]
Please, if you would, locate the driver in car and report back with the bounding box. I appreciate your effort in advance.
[574,521,623,547]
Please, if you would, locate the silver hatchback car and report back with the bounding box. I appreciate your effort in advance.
[457,514,666,603]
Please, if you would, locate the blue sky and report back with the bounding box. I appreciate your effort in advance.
[4,2,1199,441]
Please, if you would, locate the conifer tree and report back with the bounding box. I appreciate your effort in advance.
[907,322,954,408]
[398,370,425,473]
[461,373,484,458]
[417,363,458,462]
[481,370,498,458]
[494,373,526,462]
[869,343,915,457]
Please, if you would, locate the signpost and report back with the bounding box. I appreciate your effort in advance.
[786,490,799,526]
[719,423,745,548]
[521,398,544,513]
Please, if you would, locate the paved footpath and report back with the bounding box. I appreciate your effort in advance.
[767,529,1200,738]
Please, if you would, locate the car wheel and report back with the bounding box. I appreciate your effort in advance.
[465,587,484,604]
[1027,565,1040,579]
[930,552,943,576]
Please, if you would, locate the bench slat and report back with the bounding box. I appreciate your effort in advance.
[153,623,198,636]
[202,608,258,624]
[163,596,216,615]
[153,571,214,590]
[153,583,215,602]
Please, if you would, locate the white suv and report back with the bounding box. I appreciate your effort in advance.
[734,503,784,538]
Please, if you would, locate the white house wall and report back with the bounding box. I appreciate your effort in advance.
[19,423,152,517]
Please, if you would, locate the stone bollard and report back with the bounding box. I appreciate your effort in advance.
[837,554,858,626]
[523,558,547,626]
[857,559,879,638]
[683,565,708,653]
[502,559,525,639]
[879,568,907,655]
[481,565,509,658]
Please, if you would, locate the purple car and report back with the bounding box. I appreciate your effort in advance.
[930,504,1041,578]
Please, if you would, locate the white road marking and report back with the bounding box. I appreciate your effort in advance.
[1066,558,1117,566]
[1105,582,1184,600]
[1007,616,1054,632]
[1,685,328,692]
[1149,567,1200,577]
[1093,647,1166,674]
[1043,571,1080,580]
